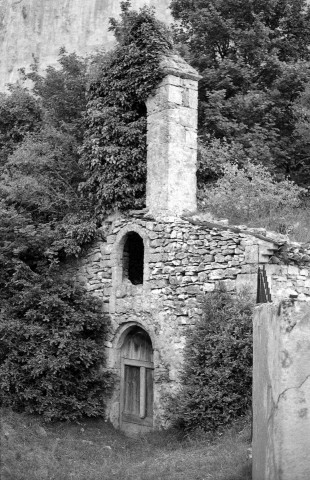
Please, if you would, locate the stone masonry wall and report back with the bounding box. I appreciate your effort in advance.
[72,214,310,428]
[146,55,201,216]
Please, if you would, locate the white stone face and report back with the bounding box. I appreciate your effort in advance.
[0,0,172,90]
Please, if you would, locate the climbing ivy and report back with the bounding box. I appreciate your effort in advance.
[80,1,173,219]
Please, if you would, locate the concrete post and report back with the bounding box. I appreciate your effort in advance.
[146,54,201,217]
[253,302,310,480]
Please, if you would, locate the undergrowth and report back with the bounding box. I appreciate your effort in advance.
[0,408,252,480]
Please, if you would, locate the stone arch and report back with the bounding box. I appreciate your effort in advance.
[113,320,156,352]
[112,322,154,433]
[111,223,150,289]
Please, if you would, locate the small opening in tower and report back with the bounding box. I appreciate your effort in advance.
[123,232,144,285]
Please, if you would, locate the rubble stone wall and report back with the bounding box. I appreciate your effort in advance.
[71,214,310,427]
[70,214,310,428]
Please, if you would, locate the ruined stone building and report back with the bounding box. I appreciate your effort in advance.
[72,54,310,435]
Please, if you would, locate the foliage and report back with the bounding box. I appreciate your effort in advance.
[25,50,88,141]
[0,87,42,167]
[199,161,305,223]
[197,136,247,187]
[0,51,109,420]
[0,277,113,422]
[170,287,254,432]
[80,0,173,218]
[170,0,310,185]
[0,128,96,265]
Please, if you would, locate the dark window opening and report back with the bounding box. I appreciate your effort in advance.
[123,232,144,285]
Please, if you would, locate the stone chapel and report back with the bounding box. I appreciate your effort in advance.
[73,54,310,435]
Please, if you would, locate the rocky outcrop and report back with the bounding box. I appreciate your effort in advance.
[0,0,171,90]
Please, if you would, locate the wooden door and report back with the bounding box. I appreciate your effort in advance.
[121,328,154,427]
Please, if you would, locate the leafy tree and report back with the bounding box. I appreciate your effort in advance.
[26,49,88,141]
[0,51,108,420]
[169,287,254,432]
[80,1,173,218]
[170,0,310,185]
[0,87,42,167]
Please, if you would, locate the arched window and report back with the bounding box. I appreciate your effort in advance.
[121,327,153,427]
[123,232,144,285]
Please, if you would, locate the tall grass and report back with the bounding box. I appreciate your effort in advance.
[1,408,252,480]
[241,207,310,243]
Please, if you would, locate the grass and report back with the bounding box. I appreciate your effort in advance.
[0,408,252,480]
[245,207,310,244]
[201,206,310,244]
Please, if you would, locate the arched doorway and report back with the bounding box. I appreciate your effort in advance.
[120,327,154,431]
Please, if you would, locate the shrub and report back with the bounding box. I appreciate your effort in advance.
[199,161,305,224]
[170,287,254,432]
[0,276,113,422]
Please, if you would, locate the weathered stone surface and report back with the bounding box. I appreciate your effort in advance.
[253,302,310,480]
[0,0,172,91]
[146,56,200,217]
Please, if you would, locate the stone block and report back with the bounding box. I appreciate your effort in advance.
[209,270,225,280]
[222,249,235,255]
[288,265,300,276]
[167,84,183,105]
[186,285,202,294]
[150,253,163,263]
[178,317,191,325]
[244,245,259,264]
[87,284,102,292]
[106,235,117,244]
[203,283,215,292]
[198,272,208,281]
[185,128,197,148]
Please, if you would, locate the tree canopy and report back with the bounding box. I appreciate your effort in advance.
[171,0,310,185]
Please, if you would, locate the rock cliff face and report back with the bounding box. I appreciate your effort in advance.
[0,0,171,90]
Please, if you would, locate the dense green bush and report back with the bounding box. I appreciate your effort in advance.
[200,161,305,224]
[0,276,113,422]
[171,287,254,432]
